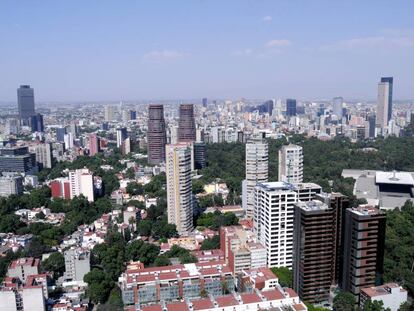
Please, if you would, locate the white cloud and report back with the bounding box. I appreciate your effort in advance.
[143,50,189,63]
[232,49,253,56]
[265,39,292,48]
[262,16,272,22]
[321,34,414,51]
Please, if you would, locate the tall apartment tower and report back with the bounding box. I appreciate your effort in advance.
[89,133,100,156]
[376,77,393,130]
[178,104,196,142]
[245,137,268,218]
[166,144,193,235]
[147,104,167,164]
[293,200,337,304]
[254,182,322,268]
[278,144,303,183]
[333,97,344,118]
[17,85,35,125]
[286,99,297,117]
[104,105,115,121]
[35,143,53,169]
[64,248,91,282]
[69,168,94,202]
[341,206,386,303]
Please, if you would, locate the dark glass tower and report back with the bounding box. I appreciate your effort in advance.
[380,77,393,122]
[17,85,35,125]
[30,113,44,132]
[286,99,297,117]
[147,104,167,164]
[178,104,196,142]
[193,142,206,169]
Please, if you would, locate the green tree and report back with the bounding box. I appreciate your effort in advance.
[154,255,171,267]
[270,267,292,288]
[333,291,355,311]
[200,235,220,250]
[362,300,390,311]
[84,269,114,304]
[41,252,65,279]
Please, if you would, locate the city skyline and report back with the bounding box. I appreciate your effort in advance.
[1,1,414,101]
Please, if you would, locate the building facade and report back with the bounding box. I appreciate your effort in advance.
[245,138,268,218]
[68,168,95,202]
[64,248,90,283]
[17,85,35,125]
[278,144,303,184]
[166,144,193,234]
[35,143,53,169]
[178,104,196,142]
[147,104,167,164]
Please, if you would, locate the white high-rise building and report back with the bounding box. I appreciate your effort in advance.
[333,97,343,118]
[245,138,268,218]
[254,182,321,268]
[0,175,23,197]
[69,168,94,202]
[64,133,74,149]
[166,144,193,235]
[278,144,303,183]
[376,82,390,131]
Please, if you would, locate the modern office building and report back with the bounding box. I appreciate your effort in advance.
[178,104,196,142]
[333,97,344,118]
[293,200,336,304]
[0,174,23,197]
[56,127,66,142]
[35,143,53,169]
[193,142,206,169]
[0,146,37,174]
[376,77,393,131]
[17,85,35,125]
[130,110,137,120]
[116,127,128,148]
[147,104,167,164]
[64,248,90,283]
[29,113,44,132]
[278,144,303,183]
[340,206,386,302]
[68,168,95,202]
[286,99,297,117]
[88,133,100,156]
[245,137,268,218]
[5,118,20,135]
[254,182,321,268]
[166,144,193,234]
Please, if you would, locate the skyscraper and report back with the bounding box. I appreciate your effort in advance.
[286,99,297,117]
[178,104,196,142]
[166,144,193,234]
[147,104,167,165]
[254,182,321,268]
[278,144,303,183]
[333,97,343,118]
[30,113,44,132]
[89,133,100,156]
[293,200,336,304]
[17,85,35,125]
[340,206,386,303]
[104,105,115,121]
[376,77,393,130]
[381,77,393,122]
[56,127,66,142]
[245,137,268,218]
[202,98,208,108]
[116,127,128,148]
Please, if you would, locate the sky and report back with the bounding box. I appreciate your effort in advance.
[0,0,414,102]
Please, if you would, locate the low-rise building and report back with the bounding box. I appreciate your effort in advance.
[64,248,90,283]
[360,283,407,311]
[7,257,40,283]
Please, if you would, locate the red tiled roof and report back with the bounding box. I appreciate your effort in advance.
[166,301,189,311]
[261,288,284,300]
[285,288,299,298]
[191,298,214,310]
[141,305,163,311]
[240,292,262,304]
[215,295,238,307]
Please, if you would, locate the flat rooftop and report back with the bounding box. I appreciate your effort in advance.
[376,171,414,186]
